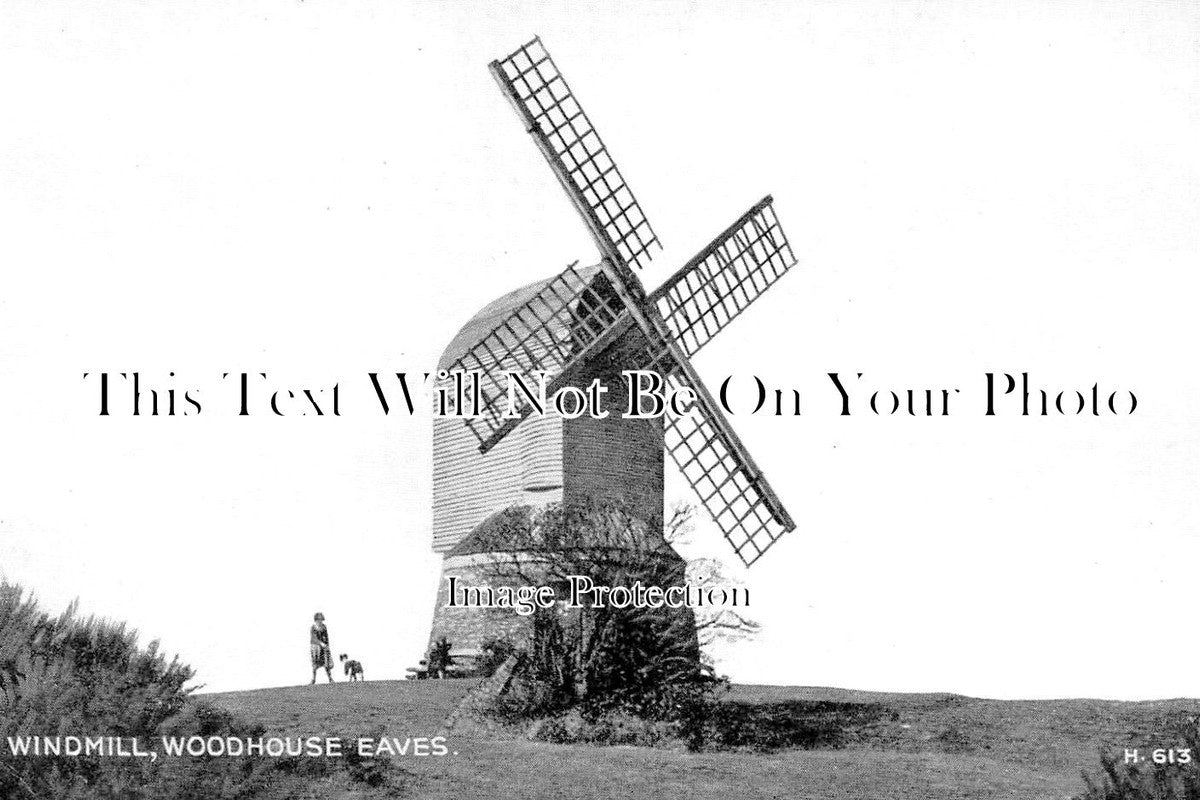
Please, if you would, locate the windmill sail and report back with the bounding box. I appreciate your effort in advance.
[660,367,795,566]
[447,264,634,452]
[618,335,796,566]
[490,37,661,272]
[650,197,797,357]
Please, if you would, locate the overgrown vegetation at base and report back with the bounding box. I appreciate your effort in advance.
[485,661,726,750]
[461,501,725,747]
[0,582,408,799]
[460,500,847,753]
[1075,721,1200,800]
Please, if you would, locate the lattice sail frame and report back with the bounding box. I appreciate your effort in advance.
[620,334,795,566]
[491,37,660,271]
[650,196,797,357]
[663,373,792,565]
[446,264,631,452]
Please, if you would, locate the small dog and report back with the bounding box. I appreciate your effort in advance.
[339,654,364,682]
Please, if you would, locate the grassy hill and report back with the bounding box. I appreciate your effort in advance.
[203,681,1200,800]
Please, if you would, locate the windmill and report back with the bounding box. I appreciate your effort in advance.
[424,35,802,664]
[432,35,800,597]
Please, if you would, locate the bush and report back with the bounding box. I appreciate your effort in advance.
[470,501,705,714]
[1075,722,1200,800]
[426,637,453,678]
[0,581,407,798]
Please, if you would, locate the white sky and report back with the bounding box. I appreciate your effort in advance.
[1,1,1197,698]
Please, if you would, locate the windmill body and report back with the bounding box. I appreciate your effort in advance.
[423,37,801,663]
[428,269,668,657]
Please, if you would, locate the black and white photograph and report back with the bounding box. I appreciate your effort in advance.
[1,2,1198,798]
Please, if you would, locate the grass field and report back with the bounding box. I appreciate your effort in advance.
[203,680,1200,800]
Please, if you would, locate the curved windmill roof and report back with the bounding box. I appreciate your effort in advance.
[437,264,602,372]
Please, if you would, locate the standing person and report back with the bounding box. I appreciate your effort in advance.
[310,612,334,684]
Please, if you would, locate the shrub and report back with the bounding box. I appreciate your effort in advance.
[1075,722,1200,800]
[0,581,407,798]
[468,501,775,753]
[473,501,708,717]
[426,637,453,679]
